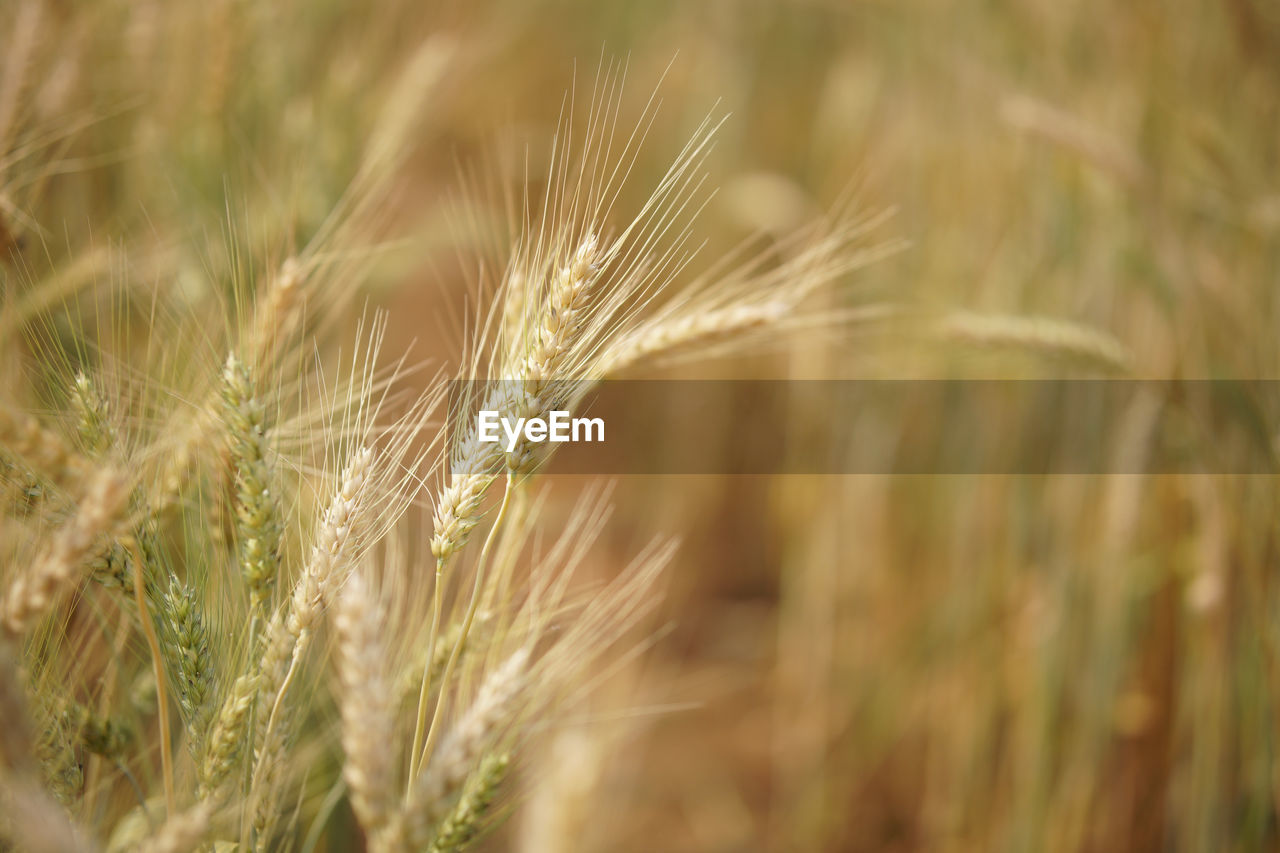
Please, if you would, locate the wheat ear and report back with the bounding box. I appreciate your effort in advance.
[162,577,213,758]
[334,570,396,836]
[0,404,93,491]
[938,311,1131,371]
[250,445,375,845]
[513,232,602,391]
[603,302,787,373]
[197,672,258,796]
[136,800,216,853]
[222,352,283,615]
[2,467,129,638]
[256,445,374,734]
[405,646,529,847]
[430,232,603,565]
[428,752,510,853]
[69,371,114,455]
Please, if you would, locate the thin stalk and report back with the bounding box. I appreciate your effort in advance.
[246,642,304,839]
[408,564,445,788]
[479,486,530,671]
[415,475,513,778]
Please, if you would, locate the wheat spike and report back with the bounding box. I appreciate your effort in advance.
[2,467,129,638]
[603,301,787,373]
[162,577,214,758]
[69,372,114,456]
[222,352,283,614]
[334,571,396,835]
[431,234,603,563]
[198,672,258,796]
[513,232,602,390]
[938,311,1132,372]
[250,445,376,845]
[257,444,375,716]
[405,648,529,845]
[428,752,509,852]
[137,800,216,853]
[0,404,93,490]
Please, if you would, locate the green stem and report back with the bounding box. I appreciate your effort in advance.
[415,475,513,778]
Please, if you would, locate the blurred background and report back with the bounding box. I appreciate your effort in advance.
[3,0,1279,850]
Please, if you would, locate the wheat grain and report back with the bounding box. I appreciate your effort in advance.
[198,672,258,796]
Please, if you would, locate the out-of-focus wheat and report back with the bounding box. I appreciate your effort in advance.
[334,569,397,839]
[2,468,129,638]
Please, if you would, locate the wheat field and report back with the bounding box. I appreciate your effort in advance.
[1,1,1278,851]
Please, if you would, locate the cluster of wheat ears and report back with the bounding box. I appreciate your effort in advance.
[0,61,895,851]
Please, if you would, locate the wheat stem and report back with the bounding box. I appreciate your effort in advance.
[415,475,513,779]
[408,562,445,787]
